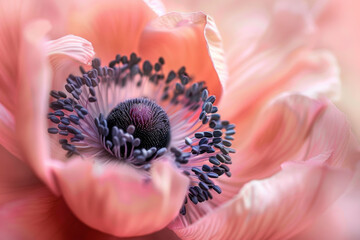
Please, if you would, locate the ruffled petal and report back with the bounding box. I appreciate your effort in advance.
[52,158,189,237]
[222,50,340,138]
[46,34,95,91]
[218,1,340,137]
[172,160,350,240]
[231,94,326,182]
[291,100,350,167]
[46,34,94,65]
[68,0,161,61]
[139,12,228,99]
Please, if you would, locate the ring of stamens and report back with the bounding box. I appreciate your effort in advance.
[47,53,236,216]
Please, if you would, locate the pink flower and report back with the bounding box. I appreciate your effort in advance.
[0,0,355,239]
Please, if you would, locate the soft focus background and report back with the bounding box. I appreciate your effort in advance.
[166,0,360,239]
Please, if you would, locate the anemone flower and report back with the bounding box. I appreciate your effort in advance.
[0,0,355,239]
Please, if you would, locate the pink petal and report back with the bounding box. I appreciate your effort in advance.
[14,19,57,192]
[47,34,95,65]
[0,145,41,206]
[46,34,95,91]
[218,1,340,138]
[0,152,180,240]
[291,160,360,240]
[67,0,161,61]
[163,0,269,50]
[231,94,326,182]
[0,0,66,113]
[138,12,228,99]
[52,158,189,237]
[12,25,96,194]
[0,103,20,159]
[172,159,350,240]
[0,186,118,240]
[313,0,360,141]
[291,100,351,167]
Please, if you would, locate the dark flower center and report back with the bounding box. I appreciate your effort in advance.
[106,98,171,150]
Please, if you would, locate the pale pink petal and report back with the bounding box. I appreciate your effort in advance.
[143,0,166,16]
[311,0,360,139]
[46,34,95,91]
[284,50,340,100]
[226,0,315,80]
[139,12,228,98]
[52,158,189,237]
[46,34,95,65]
[68,0,161,61]
[172,159,350,240]
[231,94,326,182]
[291,160,360,240]
[163,0,270,50]
[291,100,350,167]
[218,1,340,137]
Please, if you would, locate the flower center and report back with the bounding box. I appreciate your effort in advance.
[47,53,237,219]
[106,98,170,150]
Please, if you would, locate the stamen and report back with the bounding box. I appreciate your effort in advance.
[46,53,236,219]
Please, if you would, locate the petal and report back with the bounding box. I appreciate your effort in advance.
[46,34,95,65]
[0,186,118,240]
[172,159,350,240]
[218,2,340,136]
[221,49,340,139]
[291,100,351,167]
[0,145,40,205]
[0,103,20,159]
[46,34,95,91]
[52,158,189,237]
[0,0,65,113]
[14,23,95,195]
[68,0,161,61]
[0,156,180,240]
[139,12,228,99]
[291,160,360,240]
[231,94,326,182]
[14,20,57,192]
[313,0,360,140]
[143,0,166,16]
